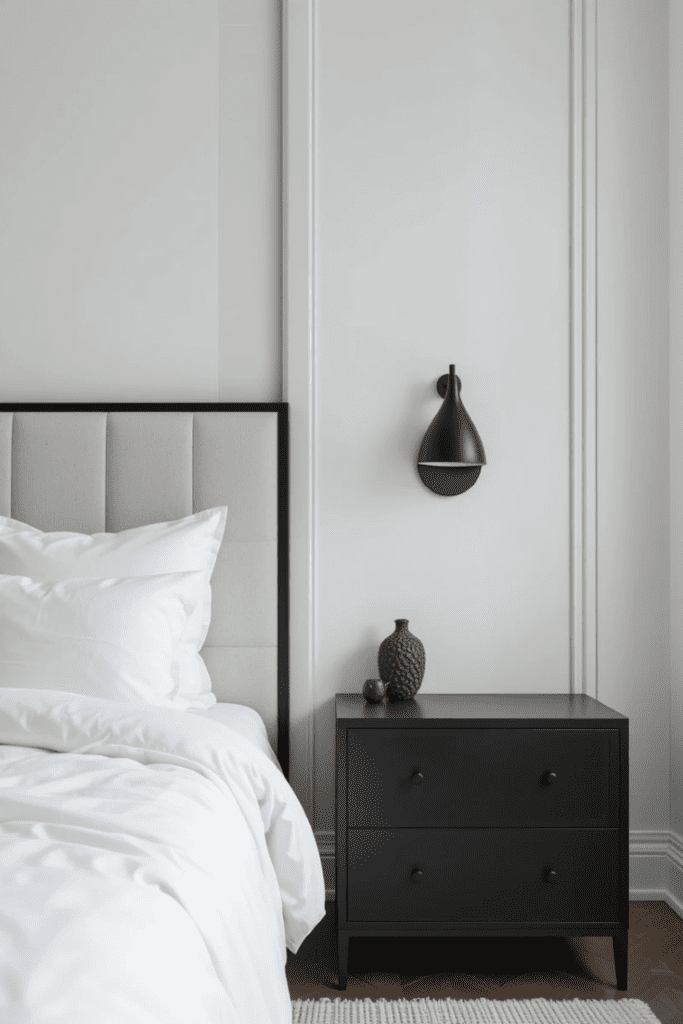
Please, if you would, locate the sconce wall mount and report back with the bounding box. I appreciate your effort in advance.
[417,364,486,496]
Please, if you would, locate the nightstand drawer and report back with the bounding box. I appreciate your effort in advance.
[347,728,618,828]
[347,827,620,923]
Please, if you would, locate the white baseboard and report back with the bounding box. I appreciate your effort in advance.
[318,827,683,916]
[630,828,683,918]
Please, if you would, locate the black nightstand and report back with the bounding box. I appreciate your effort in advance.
[335,693,629,991]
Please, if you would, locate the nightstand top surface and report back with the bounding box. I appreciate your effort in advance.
[335,692,627,722]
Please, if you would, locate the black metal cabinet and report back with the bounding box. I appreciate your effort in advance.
[335,693,629,991]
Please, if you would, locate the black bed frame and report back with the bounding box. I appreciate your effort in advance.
[0,402,291,780]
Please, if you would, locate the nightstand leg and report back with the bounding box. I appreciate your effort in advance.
[337,932,349,990]
[613,931,628,991]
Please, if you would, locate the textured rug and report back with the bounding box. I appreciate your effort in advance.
[291,998,662,1024]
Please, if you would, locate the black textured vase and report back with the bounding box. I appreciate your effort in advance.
[377,619,425,702]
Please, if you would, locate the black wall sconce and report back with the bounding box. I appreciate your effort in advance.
[417,364,486,496]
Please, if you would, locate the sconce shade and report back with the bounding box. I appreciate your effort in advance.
[419,365,486,465]
[417,365,486,496]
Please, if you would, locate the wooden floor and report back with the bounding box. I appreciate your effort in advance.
[287,902,683,1023]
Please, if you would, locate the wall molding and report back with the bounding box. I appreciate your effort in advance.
[287,0,599,814]
[630,830,683,919]
[282,0,317,821]
[570,0,598,700]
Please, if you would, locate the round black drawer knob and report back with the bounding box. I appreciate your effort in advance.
[411,771,425,785]
[545,868,559,883]
[411,869,423,884]
[544,771,558,785]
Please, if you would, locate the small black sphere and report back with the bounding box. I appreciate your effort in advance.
[362,679,386,703]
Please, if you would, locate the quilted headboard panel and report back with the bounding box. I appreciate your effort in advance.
[0,405,289,773]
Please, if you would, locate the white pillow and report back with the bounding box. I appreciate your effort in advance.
[0,508,227,709]
[0,572,209,709]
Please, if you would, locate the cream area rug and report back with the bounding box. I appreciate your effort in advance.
[291,998,661,1024]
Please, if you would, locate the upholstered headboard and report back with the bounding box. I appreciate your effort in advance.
[0,403,289,776]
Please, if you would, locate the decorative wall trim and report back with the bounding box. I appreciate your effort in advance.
[287,0,600,816]
[570,0,598,699]
[665,832,683,919]
[669,830,683,874]
[630,830,683,919]
[282,0,317,821]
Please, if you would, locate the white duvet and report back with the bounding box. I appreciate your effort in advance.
[0,689,325,1024]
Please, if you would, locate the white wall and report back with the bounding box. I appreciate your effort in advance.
[596,0,670,838]
[0,0,280,402]
[220,0,280,399]
[671,0,683,890]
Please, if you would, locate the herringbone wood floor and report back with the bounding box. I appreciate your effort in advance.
[286,902,683,1023]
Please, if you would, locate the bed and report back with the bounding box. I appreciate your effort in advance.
[0,403,325,1024]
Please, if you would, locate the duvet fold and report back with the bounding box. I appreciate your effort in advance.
[0,689,325,1024]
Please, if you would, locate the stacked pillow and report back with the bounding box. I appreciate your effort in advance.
[0,507,227,709]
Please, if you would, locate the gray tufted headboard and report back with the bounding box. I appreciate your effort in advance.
[0,403,289,777]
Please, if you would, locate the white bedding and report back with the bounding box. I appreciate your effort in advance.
[189,702,281,769]
[0,689,325,1024]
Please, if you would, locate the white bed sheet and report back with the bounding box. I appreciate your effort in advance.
[0,689,325,1024]
[189,702,280,769]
